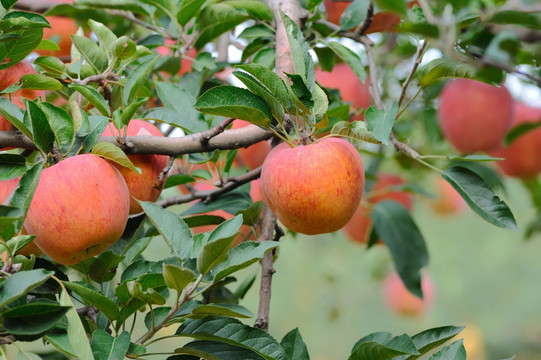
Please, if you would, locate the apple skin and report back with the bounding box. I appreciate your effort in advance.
[489,103,541,179]
[35,16,78,58]
[260,137,364,235]
[438,79,514,154]
[0,60,45,101]
[24,154,130,265]
[430,176,466,215]
[383,271,435,316]
[103,120,169,214]
[315,63,371,111]
[344,174,412,244]
[231,120,271,170]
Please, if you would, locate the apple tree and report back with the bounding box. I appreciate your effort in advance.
[0,0,539,358]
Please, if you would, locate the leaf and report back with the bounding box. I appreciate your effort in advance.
[91,330,131,360]
[19,73,62,91]
[226,0,273,21]
[63,281,120,321]
[194,3,249,51]
[401,326,465,360]
[89,251,124,284]
[447,154,503,162]
[348,341,410,360]
[174,340,265,360]
[144,307,171,331]
[163,264,196,293]
[195,85,272,127]
[69,84,111,117]
[373,0,406,15]
[88,19,117,54]
[59,286,95,360]
[176,316,289,360]
[143,107,206,134]
[488,10,541,30]
[189,303,253,319]
[427,340,466,360]
[139,201,193,260]
[183,191,253,216]
[26,100,55,154]
[0,153,26,180]
[311,83,328,121]
[123,55,159,106]
[339,0,369,30]
[351,332,392,351]
[442,166,518,230]
[71,35,108,73]
[91,142,141,174]
[0,97,28,138]
[0,28,43,69]
[505,121,541,145]
[38,102,74,147]
[0,269,53,308]
[164,174,196,189]
[120,98,148,126]
[9,162,43,233]
[417,58,477,88]
[371,201,429,298]
[281,328,310,360]
[2,302,70,341]
[213,241,278,282]
[72,0,149,14]
[365,102,398,145]
[178,0,207,26]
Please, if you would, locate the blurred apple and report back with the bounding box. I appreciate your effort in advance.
[430,176,466,215]
[383,271,435,316]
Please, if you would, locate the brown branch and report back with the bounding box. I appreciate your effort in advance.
[76,305,99,324]
[398,41,428,107]
[359,35,384,110]
[200,118,234,145]
[155,156,175,190]
[354,2,374,35]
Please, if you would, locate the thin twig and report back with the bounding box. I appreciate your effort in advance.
[200,118,235,145]
[354,2,374,35]
[108,10,174,38]
[397,41,429,107]
[359,35,383,110]
[155,156,175,190]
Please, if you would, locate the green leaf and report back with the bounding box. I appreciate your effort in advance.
[417,58,477,88]
[237,201,264,227]
[26,100,55,154]
[69,84,111,117]
[188,303,254,319]
[488,10,541,30]
[164,174,196,189]
[178,0,207,25]
[123,55,159,106]
[340,0,369,30]
[143,107,206,134]
[401,326,465,360]
[0,269,53,307]
[195,85,272,127]
[1,0,17,11]
[163,264,196,293]
[505,121,541,145]
[144,306,171,331]
[447,154,503,162]
[311,84,328,121]
[176,316,289,360]
[91,142,141,174]
[0,28,43,69]
[88,250,124,283]
[365,102,398,145]
[139,201,193,260]
[235,63,291,109]
[38,102,74,147]
[174,340,265,360]
[226,0,273,21]
[351,332,392,351]
[19,73,62,91]
[0,153,26,180]
[213,241,278,282]
[427,340,466,360]
[91,330,130,360]
[194,4,249,51]
[59,286,95,360]
[183,191,253,216]
[63,281,120,321]
[0,97,28,138]
[0,205,23,231]
[88,19,117,54]
[9,161,43,233]
[2,302,70,341]
[120,98,148,126]
[0,12,49,32]
[113,36,137,61]
[71,35,108,73]
[73,0,149,14]
[281,328,310,360]
[373,0,406,15]
[238,24,274,40]
[442,166,518,230]
[371,201,429,298]
[349,341,410,360]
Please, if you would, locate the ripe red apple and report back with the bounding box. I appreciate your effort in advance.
[103,120,169,214]
[344,174,412,244]
[438,79,514,154]
[0,60,45,100]
[489,102,541,179]
[315,63,371,112]
[383,271,435,316]
[35,16,78,58]
[430,176,466,215]
[24,154,130,265]
[231,120,271,170]
[260,137,364,235]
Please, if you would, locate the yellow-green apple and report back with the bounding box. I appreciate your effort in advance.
[383,271,435,316]
[231,120,271,170]
[344,174,412,244]
[23,154,130,265]
[430,176,466,215]
[260,137,364,235]
[438,79,514,153]
[489,102,541,179]
[0,60,45,100]
[315,63,371,115]
[35,14,78,58]
[102,120,169,214]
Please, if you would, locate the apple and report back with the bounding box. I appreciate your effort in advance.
[438,79,514,154]
[382,271,435,316]
[344,174,412,244]
[35,16,78,58]
[102,120,169,214]
[23,154,130,265]
[0,60,45,101]
[430,176,466,215]
[315,63,371,113]
[260,137,364,235]
[231,120,271,170]
[489,102,541,179]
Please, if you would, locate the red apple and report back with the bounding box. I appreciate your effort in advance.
[438,79,514,153]
[430,176,466,215]
[344,174,412,244]
[35,16,78,58]
[0,60,45,101]
[383,271,435,316]
[315,63,371,112]
[24,154,130,265]
[231,120,271,170]
[103,120,169,214]
[260,137,364,235]
[489,102,541,179]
